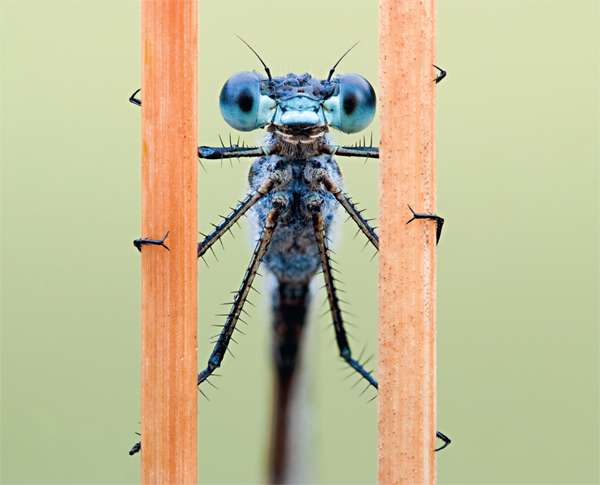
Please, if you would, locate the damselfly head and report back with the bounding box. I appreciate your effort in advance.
[219,69,375,138]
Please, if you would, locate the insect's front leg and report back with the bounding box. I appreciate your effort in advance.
[323,145,379,159]
[198,145,278,160]
[197,194,288,386]
[197,170,284,258]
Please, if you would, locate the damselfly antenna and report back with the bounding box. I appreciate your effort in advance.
[327,41,360,81]
[235,34,272,81]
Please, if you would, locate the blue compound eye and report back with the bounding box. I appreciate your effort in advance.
[219,72,276,131]
[323,74,376,134]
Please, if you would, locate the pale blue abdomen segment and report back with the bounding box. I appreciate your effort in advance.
[263,222,321,284]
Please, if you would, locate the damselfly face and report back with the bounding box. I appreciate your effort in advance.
[219,71,376,143]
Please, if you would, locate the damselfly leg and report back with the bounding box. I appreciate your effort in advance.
[197,171,283,259]
[313,167,379,250]
[197,196,287,386]
[308,194,377,389]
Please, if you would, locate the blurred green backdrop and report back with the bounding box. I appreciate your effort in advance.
[1,1,597,484]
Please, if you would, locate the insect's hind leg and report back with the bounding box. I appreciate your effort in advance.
[197,195,287,386]
[306,194,377,390]
[308,194,452,451]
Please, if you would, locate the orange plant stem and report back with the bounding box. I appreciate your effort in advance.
[140,1,198,483]
[378,0,438,484]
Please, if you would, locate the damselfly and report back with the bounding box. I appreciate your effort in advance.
[130,41,450,482]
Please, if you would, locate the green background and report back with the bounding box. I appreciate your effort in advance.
[1,1,598,484]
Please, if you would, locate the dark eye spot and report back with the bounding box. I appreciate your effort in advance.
[237,88,254,113]
[343,92,358,115]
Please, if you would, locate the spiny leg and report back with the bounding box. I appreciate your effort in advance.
[198,144,278,160]
[313,168,379,251]
[309,194,451,451]
[406,205,445,245]
[321,145,379,159]
[197,170,283,258]
[197,196,287,386]
[307,194,377,390]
